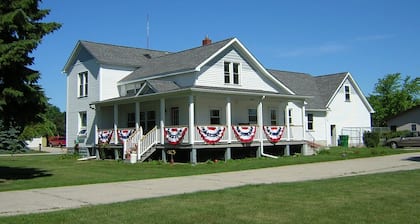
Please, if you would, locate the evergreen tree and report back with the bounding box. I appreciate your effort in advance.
[0,0,61,130]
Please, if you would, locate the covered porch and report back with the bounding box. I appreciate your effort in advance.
[93,88,310,163]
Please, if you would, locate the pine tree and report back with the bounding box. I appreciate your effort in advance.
[0,0,61,130]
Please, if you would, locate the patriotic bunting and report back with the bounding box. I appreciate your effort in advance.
[197,126,226,144]
[232,126,256,143]
[165,127,188,145]
[263,126,285,143]
[98,130,113,143]
[118,129,135,141]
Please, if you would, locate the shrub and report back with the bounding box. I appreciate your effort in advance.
[363,131,380,148]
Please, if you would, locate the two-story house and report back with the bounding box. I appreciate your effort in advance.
[63,37,374,163]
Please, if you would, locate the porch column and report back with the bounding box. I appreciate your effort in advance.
[188,95,195,144]
[226,96,232,143]
[113,104,119,144]
[160,98,165,145]
[135,102,140,130]
[257,98,263,158]
[94,105,100,145]
[284,103,290,156]
[301,101,306,141]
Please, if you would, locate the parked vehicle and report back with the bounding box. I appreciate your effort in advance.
[386,131,420,149]
[48,136,66,147]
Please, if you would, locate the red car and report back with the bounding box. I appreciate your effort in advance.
[48,136,66,147]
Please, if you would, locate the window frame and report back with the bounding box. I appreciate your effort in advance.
[344,85,351,101]
[248,109,257,124]
[288,109,293,125]
[270,109,277,125]
[78,71,88,97]
[307,113,314,130]
[210,109,221,125]
[79,111,87,131]
[223,61,241,85]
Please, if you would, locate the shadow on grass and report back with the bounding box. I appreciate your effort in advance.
[405,156,420,162]
[0,166,52,182]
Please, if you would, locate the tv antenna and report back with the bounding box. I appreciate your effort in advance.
[146,14,150,49]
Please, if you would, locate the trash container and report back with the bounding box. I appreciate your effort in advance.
[339,135,349,148]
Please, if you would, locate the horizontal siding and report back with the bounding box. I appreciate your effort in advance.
[196,47,279,92]
[100,65,134,100]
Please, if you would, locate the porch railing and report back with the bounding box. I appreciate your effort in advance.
[123,127,143,158]
[137,126,159,160]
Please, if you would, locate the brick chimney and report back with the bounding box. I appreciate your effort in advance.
[202,36,212,46]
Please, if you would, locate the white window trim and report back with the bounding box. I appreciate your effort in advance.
[344,85,351,102]
[79,111,87,131]
[223,61,241,85]
[210,108,221,125]
[78,71,88,98]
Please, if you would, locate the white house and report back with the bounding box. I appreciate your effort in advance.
[63,37,374,163]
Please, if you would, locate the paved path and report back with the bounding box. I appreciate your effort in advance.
[1,152,420,217]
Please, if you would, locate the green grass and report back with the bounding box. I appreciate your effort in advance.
[0,147,414,192]
[1,169,419,223]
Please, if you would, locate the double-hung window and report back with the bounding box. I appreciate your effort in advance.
[344,85,350,101]
[248,109,257,124]
[78,71,88,97]
[270,109,277,125]
[79,111,87,131]
[307,113,314,130]
[224,61,240,85]
[210,109,221,125]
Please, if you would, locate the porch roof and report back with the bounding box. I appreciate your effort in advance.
[92,85,311,106]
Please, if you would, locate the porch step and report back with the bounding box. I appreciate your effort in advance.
[138,146,157,162]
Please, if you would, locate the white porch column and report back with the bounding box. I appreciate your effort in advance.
[188,95,195,144]
[301,101,306,141]
[135,102,140,130]
[160,98,165,145]
[226,96,232,143]
[257,98,264,157]
[113,104,119,144]
[94,105,100,145]
[285,103,291,141]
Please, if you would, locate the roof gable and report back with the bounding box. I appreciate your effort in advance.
[119,38,235,84]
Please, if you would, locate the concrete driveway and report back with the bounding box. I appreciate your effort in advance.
[0,152,419,217]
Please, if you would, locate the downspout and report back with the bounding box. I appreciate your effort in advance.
[258,96,278,159]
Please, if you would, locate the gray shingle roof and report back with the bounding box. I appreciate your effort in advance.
[146,80,180,93]
[119,38,235,83]
[80,41,169,68]
[268,69,347,109]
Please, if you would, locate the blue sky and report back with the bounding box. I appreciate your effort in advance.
[33,0,420,111]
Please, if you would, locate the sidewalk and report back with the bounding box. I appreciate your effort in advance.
[1,152,420,216]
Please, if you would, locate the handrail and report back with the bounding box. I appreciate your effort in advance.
[123,127,143,159]
[137,126,159,160]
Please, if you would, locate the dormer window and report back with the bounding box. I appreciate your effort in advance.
[224,61,240,84]
[344,85,350,101]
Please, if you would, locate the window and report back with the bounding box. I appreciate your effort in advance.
[412,124,417,131]
[78,71,88,97]
[127,113,135,127]
[288,109,292,124]
[224,62,230,84]
[248,109,257,124]
[79,111,87,130]
[270,109,277,125]
[233,63,239,84]
[307,113,314,130]
[223,61,240,84]
[171,107,179,125]
[344,85,350,101]
[209,109,221,125]
[140,112,146,130]
[146,111,156,132]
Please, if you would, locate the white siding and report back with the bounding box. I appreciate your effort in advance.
[196,48,279,92]
[326,79,371,146]
[99,65,134,100]
[66,59,100,147]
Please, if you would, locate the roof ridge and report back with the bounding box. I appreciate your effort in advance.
[268,69,312,76]
[79,40,169,53]
[316,72,348,78]
[150,37,235,60]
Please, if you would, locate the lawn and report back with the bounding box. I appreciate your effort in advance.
[0,147,414,192]
[1,169,419,223]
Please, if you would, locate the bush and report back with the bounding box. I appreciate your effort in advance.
[363,131,380,148]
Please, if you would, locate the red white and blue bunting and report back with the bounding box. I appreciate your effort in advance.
[98,130,113,143]
[197,126,226,144]
[165,127,188,145]
[232,126,256,143]
[263,126,285,143]
[118,129,135,141]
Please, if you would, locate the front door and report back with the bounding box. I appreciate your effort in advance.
[331,125,337,146]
